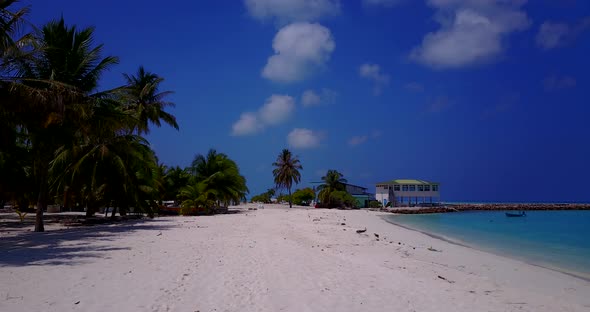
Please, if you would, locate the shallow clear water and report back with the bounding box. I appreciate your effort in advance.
[386,210,590,278]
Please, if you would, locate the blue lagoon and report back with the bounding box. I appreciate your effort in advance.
[385,210,590,279]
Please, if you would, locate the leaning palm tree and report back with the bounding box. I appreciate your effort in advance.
[11,17,118,231]
[317,169,347,207]
[121,66,178,135]
[272,149,302,208]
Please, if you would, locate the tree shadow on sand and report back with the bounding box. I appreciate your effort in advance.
[0,219,177,267]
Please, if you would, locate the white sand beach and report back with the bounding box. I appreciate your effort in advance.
[1,205,589,312]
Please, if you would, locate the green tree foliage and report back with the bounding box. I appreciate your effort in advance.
[1,10,179,230]
[368,200,382,208]
[0,0,30,54]
[1,3,252,228]
[329,191,357,208]
[317,169,347,208]
[272,149,302,208]
[250,188,275,204]
[178,181,215,215]
[250,194,269,203]
[179,149,248,214]
[120,66,178,135]
[160,165,191,202]
[11,17,120,230]
[291,188,315,206]
[276,193,289,203]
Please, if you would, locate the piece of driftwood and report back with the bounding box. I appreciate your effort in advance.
[438,275,455,283]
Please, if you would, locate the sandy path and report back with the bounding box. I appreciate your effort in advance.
[1,206,589,312]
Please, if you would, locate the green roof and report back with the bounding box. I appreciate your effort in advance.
[376,179,439,185]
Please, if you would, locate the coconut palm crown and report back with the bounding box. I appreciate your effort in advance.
[272,149,302,208]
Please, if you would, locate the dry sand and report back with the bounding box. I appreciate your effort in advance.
[1,204,589,312]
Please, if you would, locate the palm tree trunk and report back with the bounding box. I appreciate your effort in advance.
[119,201,128,217]
[34,160,49,232]
[86,202,96,218]
[288,187,292,208]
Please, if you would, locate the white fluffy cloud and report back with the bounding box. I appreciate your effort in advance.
[410,0,530,69]
[232,112,262,136]
[536,18,590,50]
[259,95,296,125]
[231,95,295,136]
[359,63,390,95]
[363,0,403,7]
[244,0,340,24]
[262,23,335,83]
[287,128,322,149]
[301,90,321,106]
[301,88,337,107]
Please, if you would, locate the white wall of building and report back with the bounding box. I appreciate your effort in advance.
[375,184,440,206]
[375,185,390,204]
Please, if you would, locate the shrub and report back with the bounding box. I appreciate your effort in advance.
[368,200,382,208]
[276,194,291,203]
[250,194,270,203]
[330,191,357,208]
[292,188,315,206]
[179,204,196,216]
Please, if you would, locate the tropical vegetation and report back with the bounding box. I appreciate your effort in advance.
[317,170,347,207]
[250,188,275,204]
[178,149,248,215]
[272,149,302,208]
[291,187,315,206]
[0,2,248,230]
[368,200,382,208]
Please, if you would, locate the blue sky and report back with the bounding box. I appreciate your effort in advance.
[25,0,590,202]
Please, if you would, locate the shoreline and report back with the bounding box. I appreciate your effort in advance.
[381,214,590,282]
[2,205,589,311]
[382,203,590,214]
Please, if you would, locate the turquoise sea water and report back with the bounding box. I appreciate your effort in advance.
[385,210,590,279]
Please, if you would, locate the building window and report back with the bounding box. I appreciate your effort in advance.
[409,185,416,192]
[394,185,400,191]
[402,185,409,191]
[432,185,438,192]
[383,186,388,190]
[425,185,431,191]
[418,185,424,191]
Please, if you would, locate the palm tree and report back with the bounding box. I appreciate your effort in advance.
[317,169,347,207]
[272,149,302,208]
[160,165,191,203]
[1,1,31,188]
[12,17,118,231]
[0,0,30,54]
[52,135,162,219]
[121,66,178,135]
[189,149,248,213]
[178,181,216,215]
